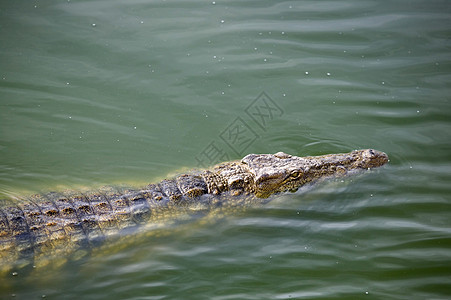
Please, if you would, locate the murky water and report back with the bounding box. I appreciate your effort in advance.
[1,0,450,299]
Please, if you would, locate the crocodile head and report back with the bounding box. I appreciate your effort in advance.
[241,149,389,198]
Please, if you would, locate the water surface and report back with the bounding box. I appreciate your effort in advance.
[1,0,450,299]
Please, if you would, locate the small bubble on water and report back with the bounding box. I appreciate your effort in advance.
[212,1,216,4]
[91,23,96,27]
[220,20,225,24]
[12,272,18,276]
[305,71,309,75]
[326,72,331,76]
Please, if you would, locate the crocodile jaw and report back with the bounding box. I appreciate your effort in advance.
[241,149,389,198]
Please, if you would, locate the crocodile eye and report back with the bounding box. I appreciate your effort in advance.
[290,171,300,178]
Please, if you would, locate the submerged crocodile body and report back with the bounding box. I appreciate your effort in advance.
[0,149,388,270]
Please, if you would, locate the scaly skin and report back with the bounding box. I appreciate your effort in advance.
[0,149,388,271]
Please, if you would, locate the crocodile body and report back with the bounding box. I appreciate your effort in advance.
[0,149,388,270]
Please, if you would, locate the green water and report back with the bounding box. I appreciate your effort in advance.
[1,0,451,299]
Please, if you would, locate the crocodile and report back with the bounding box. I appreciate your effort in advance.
[0,149,388,271]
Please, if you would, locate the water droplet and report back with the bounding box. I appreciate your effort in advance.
[220,20,225,23]
[212,1,216,4]
[281,31,285,35]
[305,71,309,75]
[91,23,96,27]
[326,72,331,76]
[12,272,18,276]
